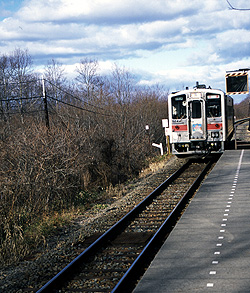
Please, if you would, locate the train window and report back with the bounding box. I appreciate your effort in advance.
[172,95,186,119]
[206,95,221,117]
[191,100,201,118]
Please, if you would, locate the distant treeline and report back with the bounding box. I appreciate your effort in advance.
[234,95,250,119]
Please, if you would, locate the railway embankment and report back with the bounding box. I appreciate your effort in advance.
[0,155,187,292]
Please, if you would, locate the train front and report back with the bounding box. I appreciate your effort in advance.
[167,87,229,157]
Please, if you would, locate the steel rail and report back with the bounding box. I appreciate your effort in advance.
[235,117,250,128]
[235,118,249,125]
[234,119,250,149]
[112,158,214,293]
[37,160,192,292]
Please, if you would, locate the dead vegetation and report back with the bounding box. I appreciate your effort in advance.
[0,50,169,266]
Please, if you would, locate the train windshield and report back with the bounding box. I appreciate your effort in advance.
[171,95,186,119]
[191,100,202,118]
[206,94,221,117]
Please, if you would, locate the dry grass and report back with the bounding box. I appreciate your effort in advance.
[0,121,163,265]
[139,154,172,177]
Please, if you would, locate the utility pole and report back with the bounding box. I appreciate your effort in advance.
[42,78,50,129]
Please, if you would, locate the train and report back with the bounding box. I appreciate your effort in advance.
[163,83,234,157]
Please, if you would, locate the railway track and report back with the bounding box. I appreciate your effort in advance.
[36,157,218,293]
[235,121,250,149]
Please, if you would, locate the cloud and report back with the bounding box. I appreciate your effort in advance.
[0,2,195,61]
[0,0,249,101]
[17,0,200,24]
[215,29,250,61]
[0,1,228,54]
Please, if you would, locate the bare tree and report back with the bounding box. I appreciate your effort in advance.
[0,55,10,123]
[9,48,33,80]
[44,59,66,100]
[109,64,135,105]
[75,58,100,101]
[8,48,33,123]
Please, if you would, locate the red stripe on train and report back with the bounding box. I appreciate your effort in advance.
[207,123,222,130]
[172,125,188,131]
[172,123,222,131]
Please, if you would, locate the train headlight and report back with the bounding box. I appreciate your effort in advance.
[211,132,219,138]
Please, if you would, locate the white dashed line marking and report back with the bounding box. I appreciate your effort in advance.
[206,151,244,291]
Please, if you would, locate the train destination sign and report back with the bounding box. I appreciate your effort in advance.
[225,70,249,95]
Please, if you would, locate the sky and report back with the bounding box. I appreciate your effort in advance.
[0,0,250,103]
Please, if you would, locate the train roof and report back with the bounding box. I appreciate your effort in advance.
[169,87,227,97]
[169,82,230,97]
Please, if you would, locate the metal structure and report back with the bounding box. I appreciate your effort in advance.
[225,69,249,95]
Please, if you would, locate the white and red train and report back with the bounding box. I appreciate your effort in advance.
[163,83,234,157]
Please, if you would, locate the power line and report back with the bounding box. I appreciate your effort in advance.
[0,78,125,119]
[47,95,113,117]
[0,96,42,102]
[0,78,114,117]
[226,0,250,10]
[44,79,108,112]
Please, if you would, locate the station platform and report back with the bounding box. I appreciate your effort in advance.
[133,150,250,292]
